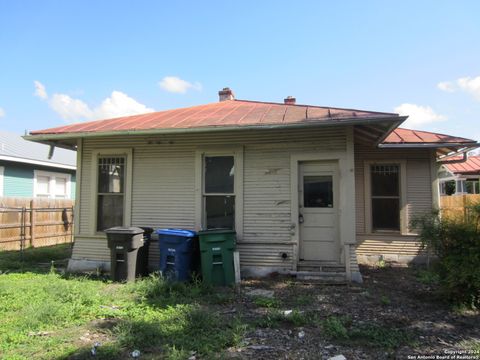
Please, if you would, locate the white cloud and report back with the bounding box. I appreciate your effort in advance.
[34,80,48,99]
[0,107,5,118]
[50,93,93,121]
[457,76,480,101]
[437,75,480,101]
[437,81,455,92]
[394,103,447,128]
[93,91,154,119]
[158,76,202,94]
[33,81,154,122]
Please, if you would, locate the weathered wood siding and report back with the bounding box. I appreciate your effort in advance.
[354,144,433,261]
[72,127,348,270]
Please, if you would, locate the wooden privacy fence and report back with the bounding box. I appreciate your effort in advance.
[440,194,480,220]
[0,197,74,251]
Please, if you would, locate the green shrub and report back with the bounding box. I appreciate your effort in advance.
[322,316,349,339]
[413,206,480,308]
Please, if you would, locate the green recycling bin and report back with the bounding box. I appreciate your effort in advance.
[198,229,236,286]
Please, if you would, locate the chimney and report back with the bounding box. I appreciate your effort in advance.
[218,87,235,101]
[284,96,296,105]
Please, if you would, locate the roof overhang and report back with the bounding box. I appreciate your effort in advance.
[0,154,76,170]
[25,115,405,150]
[379,142,480,161]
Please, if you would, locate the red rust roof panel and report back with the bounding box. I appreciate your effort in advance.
[384,128,475,144]
[30,99,398,136]
[444,156,480,174]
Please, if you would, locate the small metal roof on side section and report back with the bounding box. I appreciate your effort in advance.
[0,130,76,169]
[443,156,480,175]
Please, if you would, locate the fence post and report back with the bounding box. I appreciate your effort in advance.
[30,199,36,247]
[463,195,467,221]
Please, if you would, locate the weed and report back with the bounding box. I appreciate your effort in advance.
[253,296,280,308]
[380,295,391,306]
[349,324,413,349]
[416,269,440,285]
[322,316,349,339]
[294,294,313,306]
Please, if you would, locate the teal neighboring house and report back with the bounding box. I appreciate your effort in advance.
[0,130,76,199]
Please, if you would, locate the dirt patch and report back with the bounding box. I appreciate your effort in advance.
[223,265,480,359]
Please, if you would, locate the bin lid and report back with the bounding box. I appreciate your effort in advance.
[198,228,236,235]
[104,226,145,235]
[155,228,197,237]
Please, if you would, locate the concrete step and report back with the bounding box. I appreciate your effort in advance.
[295,271,348,284]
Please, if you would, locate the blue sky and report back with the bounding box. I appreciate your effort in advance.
[1,1,479,141]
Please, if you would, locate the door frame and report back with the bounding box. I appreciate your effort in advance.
[290,149,355,270]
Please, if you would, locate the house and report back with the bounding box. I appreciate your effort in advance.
[0,130,76,199]
[438,156,480,195]
[25,89,479,282]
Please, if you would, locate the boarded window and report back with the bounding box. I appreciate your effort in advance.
[97,157,125,231]
[371,165,400,231]
[204,156,235,230]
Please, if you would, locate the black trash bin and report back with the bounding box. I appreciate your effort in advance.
[137,227,154,277]
[105,227,144,282]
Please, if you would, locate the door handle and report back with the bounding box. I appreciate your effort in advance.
[299,214,304,224]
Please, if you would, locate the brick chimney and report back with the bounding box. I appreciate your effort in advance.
[218,87,235,101]
[284,96,296,105]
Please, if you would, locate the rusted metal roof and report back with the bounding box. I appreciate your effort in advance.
[383,128,475,144]
[29,99,399,136]
[444,156,480,174]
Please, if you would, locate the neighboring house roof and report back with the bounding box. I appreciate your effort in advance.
[443,156,480,175]
[29,99,400,136]
[0,130,76,170]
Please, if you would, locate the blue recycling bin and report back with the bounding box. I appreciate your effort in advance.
[156,229,197,281]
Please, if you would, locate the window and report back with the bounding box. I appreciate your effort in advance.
[370,164,400,231]
[465,179,480,194]
[34,170,71,199]
[203,156,235,229]
[96,156,125,231]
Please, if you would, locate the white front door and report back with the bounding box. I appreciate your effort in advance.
[298,161,339,262]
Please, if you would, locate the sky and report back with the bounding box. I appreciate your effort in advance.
[0,1,479,142]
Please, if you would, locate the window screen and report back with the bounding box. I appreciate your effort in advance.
[371,165,400,231]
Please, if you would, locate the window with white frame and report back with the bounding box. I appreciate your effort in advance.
[34,170,71,199]
[370,164,401,231]
[203,155,235,229]
[96,156,125,231]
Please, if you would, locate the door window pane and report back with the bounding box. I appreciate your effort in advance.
[205,156,234,193]
[372,198,400,230]
[303,175,333,208]
[205,196,235,229]
[371,165,399,196]
[97,195,124,231]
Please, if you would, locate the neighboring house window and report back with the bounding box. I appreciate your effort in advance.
[96,156,125,231]
[440,180,455,195]
[203,156,235,229]
[465,179,480,194]
[34,170,71,199]
[0,166,3,196]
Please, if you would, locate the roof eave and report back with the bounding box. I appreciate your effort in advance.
[378,142,479,149]
[0,155,76,170]
[25,115,401,143]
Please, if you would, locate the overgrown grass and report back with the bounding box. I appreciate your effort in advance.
[321,315,413,349]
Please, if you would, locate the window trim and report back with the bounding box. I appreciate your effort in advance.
[195,146,243,240]
[0,166,3,196]
[33,170,72,199]
[91,148,133,235]
[364,160,408,235]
